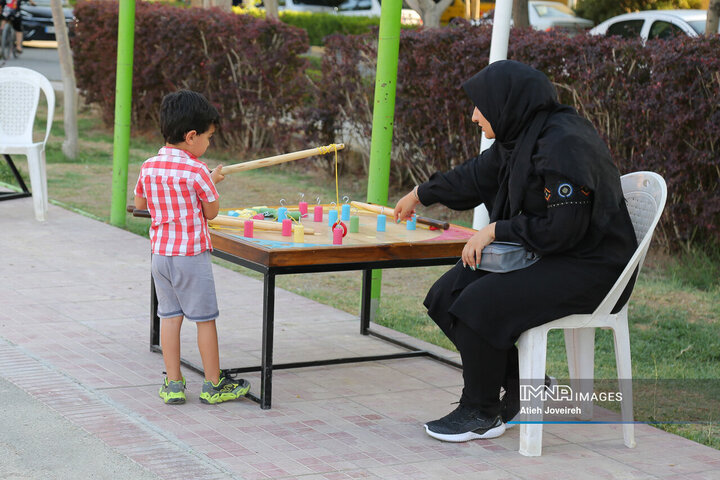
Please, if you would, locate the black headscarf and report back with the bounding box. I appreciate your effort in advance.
[462,60,624,232]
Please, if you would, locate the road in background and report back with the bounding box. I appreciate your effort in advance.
[1,42,62,85]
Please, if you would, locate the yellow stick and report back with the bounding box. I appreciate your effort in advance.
[222,144,345,175]
[209,215,316,235]
[350,201,396,218]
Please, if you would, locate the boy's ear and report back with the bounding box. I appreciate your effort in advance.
[184,130,198,144]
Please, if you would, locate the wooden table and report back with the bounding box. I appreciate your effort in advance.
[149,207,475,408]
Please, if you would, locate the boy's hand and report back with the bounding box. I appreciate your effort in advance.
[211,164,224,184]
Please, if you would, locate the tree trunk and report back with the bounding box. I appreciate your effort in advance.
[513,0,529,28]
[405,0,453,28]
[190,0,232,10]
[708,0,720,38]
[211,0,232,12]
[49,0,78,159]
[265,0,280,19]
[423,8,443,27]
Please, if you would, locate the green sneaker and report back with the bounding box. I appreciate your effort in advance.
[159,377,186,405]
[200,371,250,405]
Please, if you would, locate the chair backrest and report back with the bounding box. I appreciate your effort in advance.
[0,67,55,147]
[622,172,667,246]
[590,171,667,318]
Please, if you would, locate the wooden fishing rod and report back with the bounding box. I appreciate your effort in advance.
[221,143,345,175]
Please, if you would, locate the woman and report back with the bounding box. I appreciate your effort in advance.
[393,60,637,443]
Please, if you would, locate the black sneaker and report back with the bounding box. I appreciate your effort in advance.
[501,387,520,426]
[424,404,505,442]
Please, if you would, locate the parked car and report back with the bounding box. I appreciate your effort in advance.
[589,10,718,42]
[440,0,494,24]
[529,1,593,32]
[20,0,74,42]
[477,1,593,33]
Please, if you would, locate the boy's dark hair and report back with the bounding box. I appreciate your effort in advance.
[160,90,220,144]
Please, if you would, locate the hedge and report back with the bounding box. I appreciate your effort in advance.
[234,6,418,46]
[71,1,311,152]
[312,22,720,250]
[70,4,719,250]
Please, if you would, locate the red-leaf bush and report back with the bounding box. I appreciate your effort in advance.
[71,1,311,152]
[312,21,720,251]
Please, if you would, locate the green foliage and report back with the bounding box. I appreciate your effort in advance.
[575,0,703,24]
[280,11,381,46]
[0,161,15,185]
[234,5,417,46]
[665,248,720,291]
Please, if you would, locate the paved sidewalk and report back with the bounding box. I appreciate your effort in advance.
[1,198,719,480]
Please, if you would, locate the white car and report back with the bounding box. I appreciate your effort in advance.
[589,10,718,42]
[477,1,593,33]
[529,1,593,32]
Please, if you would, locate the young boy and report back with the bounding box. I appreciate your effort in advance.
[134,90,250,405]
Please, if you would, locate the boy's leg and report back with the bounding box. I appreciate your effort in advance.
[160,315,183,381]
[196,319,250,405]
[196,319,220,385]
[159,315,186,404]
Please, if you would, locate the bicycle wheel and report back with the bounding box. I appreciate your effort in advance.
[0,24,14,60]
[0,25,6,59]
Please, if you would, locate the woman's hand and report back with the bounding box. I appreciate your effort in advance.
[462,223,496,269]
[393,187,421,222]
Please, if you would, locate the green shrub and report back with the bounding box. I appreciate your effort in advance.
[234,5,417,46]
[280,11,381,46]
[72,1,311,153]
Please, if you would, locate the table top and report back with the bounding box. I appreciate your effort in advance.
[210,207,476,268]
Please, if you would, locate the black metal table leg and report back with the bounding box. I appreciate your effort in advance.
[0,154,32,201]
[360,269,373,335]
[260,270,276,409]
[150,274,160,350]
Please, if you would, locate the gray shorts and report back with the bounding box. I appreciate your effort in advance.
[151,251,219,322]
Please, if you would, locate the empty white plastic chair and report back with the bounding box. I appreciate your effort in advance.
[0,67,55,221]
[516,171,668,456]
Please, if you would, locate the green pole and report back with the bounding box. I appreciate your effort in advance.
[110,0,136,227]
[366,0,402,322]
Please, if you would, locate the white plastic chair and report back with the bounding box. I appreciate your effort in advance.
[0,67,55,221]
[516,171,668,456]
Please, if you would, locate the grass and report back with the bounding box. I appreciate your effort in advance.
[10,98,719,449]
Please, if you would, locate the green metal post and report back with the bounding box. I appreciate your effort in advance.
[110,0,136,227]
[365,0,402,323]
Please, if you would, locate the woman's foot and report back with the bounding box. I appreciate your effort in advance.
[424,404,505,442]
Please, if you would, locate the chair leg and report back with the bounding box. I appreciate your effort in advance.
[517,327,549,457]
[612,310,636,448]
[26,147,48,221]
[564,328,596,420]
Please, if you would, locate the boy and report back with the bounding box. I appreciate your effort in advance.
[134,90,250,405]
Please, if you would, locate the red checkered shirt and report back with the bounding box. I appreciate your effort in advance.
[134,147,218,256]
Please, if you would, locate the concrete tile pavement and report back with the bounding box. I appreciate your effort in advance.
[1,197,719,479]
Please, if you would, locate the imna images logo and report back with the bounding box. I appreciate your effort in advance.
[520,384,622,403]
